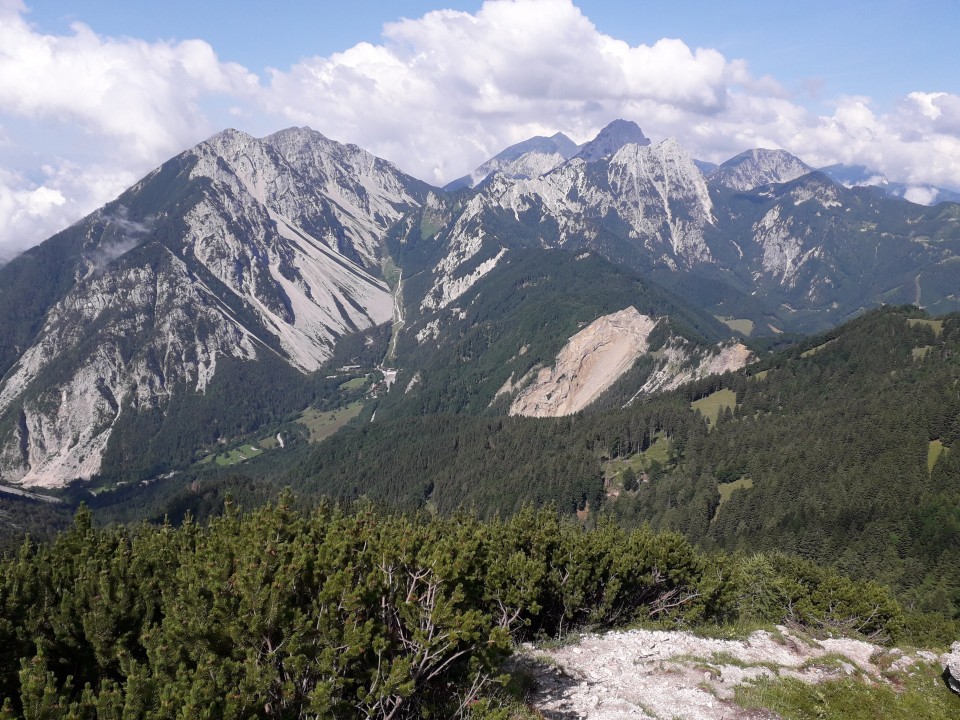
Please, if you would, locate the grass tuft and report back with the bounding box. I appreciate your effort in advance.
[736,664,960,719]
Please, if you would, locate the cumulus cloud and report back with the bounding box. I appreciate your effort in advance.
[264,1,752,183]
[260,0,960,199]
[904,186,939,205]
[2,0,960,260]
[0,3,256,161]
[0,0,257,259]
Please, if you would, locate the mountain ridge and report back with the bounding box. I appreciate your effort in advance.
[0,127,431,486]
[2,119,960,488]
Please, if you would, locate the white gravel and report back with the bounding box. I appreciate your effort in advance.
[514,626,943,719]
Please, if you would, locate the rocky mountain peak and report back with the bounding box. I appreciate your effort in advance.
[575,119,651,162]
[708,148,812,191]
[445,131,580,190]
[205,127,258,147]
[0,126,432,487]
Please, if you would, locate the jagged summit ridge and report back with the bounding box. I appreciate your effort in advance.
[708,148,812,191]
[575,119,651,162]
[444,131,579,190]
[417,136,714,312]
[199,126,426,267]
[443,119,652,191]
[0,127,429,487]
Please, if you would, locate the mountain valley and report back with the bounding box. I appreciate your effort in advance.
[1,118,958,526]
[0,118,959,719]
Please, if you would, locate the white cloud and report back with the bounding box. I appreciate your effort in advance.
[2,0,960,260]
[0,161,140,262]
[0,3,257,161]
[264,0,753,183]
[260,0,960,198]
[904,186,939,205]
[0,0,258,259]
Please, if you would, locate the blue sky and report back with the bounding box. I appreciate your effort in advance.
[1,0,959,258]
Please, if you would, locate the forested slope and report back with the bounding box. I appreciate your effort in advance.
[618,308,960,614]
[286,307,960,619]
[3,307,956,626]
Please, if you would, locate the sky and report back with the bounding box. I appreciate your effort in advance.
[1,0,958,260]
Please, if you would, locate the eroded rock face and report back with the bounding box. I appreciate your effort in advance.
[0,127,426,487]
[943,641,960,694]
[509,307,753,418]
[510,308,657,417]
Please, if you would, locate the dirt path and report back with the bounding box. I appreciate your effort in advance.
[514,626,941,719]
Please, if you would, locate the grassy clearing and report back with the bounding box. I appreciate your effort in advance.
[338,376,368,391]
[718,477,753,507]
[380,256,401,289]
[801,338,837,358]
[913,346,933,360]
[200,433,279,465]
[752,369,771,381]
[602,434,671,489]
[691,389,737,426]
[908,318,944,337]
[735,665,960,720]
[929,439,946,472]
[209,445,263,466]
[297,401,364,443]
[714,315,755,335]
[643,433,671,465]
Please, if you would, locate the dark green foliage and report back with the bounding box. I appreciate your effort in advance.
[1,502,890,719]
[610,308,960,622]
[267,306,960,629]
[11,305,951,639]
[0,496,73,552]
[293,414,605,515]
[99,354,322,482]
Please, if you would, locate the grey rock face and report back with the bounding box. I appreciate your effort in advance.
[445,131,579,190]
[574,119,651,162]
[942,642,960,694]
[708,148,812,191]
[0,127,429,487]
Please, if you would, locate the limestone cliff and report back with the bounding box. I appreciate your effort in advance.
[509,308,657,417]
[509,307,752,418]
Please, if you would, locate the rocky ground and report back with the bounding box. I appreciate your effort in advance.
[513,626,950,719]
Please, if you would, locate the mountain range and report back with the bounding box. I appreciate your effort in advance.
[1,118,959,490]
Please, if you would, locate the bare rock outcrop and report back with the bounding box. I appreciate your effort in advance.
[509,307,754,418]
[510,307,657,417]
[517,626,942,719]
[943,641,960,694]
